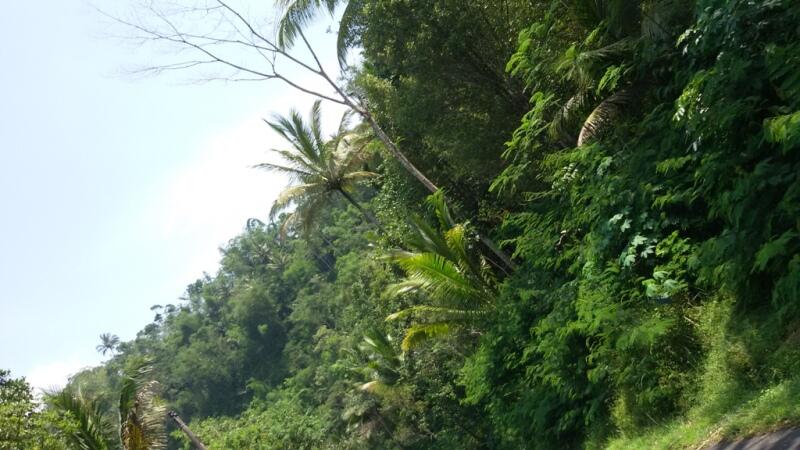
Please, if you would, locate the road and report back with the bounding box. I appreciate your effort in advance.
[707,429,800,450]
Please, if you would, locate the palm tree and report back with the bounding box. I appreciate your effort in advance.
[118,365,167,450]
[386,191,498,351]
[355,330,402,394]
[276,0,362,67]
[48,388,114,450]
[257,100,382,236]
[95,334,120,356]
[48,363,167,450]
[274,0,519,271]
[341,330,404,440]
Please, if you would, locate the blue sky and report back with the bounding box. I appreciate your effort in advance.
[0,1,344,390]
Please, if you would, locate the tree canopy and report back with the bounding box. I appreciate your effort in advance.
[11,0,800,449]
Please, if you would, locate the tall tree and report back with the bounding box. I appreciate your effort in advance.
[107,0,516,270]
[96,333,120,356]
[258,100,382,234]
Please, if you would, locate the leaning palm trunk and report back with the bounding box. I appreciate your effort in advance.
[362,110,517,271]
[336,187,387,234]
[168,411,208,450]
[110,1,516,272]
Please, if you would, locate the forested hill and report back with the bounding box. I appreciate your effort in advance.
[3,0,800,449]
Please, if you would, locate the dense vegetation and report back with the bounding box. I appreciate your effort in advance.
[3,0,799,448]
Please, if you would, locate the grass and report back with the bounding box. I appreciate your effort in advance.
[602,297,800,450]
[604,376,800,450]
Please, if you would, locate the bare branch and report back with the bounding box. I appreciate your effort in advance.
[214,0,322,76]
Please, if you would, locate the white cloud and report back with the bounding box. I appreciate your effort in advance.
[26,359,93,394]
[154,115,288,279]
[148,99,348,283]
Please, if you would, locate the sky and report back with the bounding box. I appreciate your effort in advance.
[0,0,345,392]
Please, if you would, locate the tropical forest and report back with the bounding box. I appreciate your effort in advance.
[2,0,800,449]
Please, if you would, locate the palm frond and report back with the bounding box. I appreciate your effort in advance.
[47,388,113,450]
[556,37,635,89]
[400,322,456,351]
[119,364,167,450]
[579,37,635,68]
[277,0,340,49]
[266,110,321,166]
[578,88,633,145]
[253,161,313,179]
[386,305,486,322]
[425,189,456,230]
[264,113,303,152]
[444,224,492,289]
[284,193,331,237]
[406,215,456,261]
[383,278,425,297]
[341,170,379,184]
[359,380,391,394]
[277,211,301,239]
[361,330,400,364]
[270,182,329,221]
[388,253,482,306]
[336,0,364,67]
[360,330,402,386]
[336,109,357,137]
[309,99,325,156]
[549,91,590,143]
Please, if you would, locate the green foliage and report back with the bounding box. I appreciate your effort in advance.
[47,362,167,450]
[259,100,380,236]
[0,370,67,450]
[386,191,497,351]
[178,394,329,450]
[47,388,115,450]
[352,0,535,221]
[464,0,800,447]
[119,364,167,450]
[55,0,800,448]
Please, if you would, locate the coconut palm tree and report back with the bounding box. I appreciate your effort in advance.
[340,330,405,440]
[274,0,519,272]
[95,334,120,356]
[257,100,382,236]
[48,363,167,450]
[276,0,361,67]
[386,191,498,351]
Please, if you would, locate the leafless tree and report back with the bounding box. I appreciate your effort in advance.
[100,0,516,271]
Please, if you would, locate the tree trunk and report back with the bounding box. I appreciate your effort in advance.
[168,411,208,450]
[362,112,439,193]
[361,112,517,271]
[336,188,387,234]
